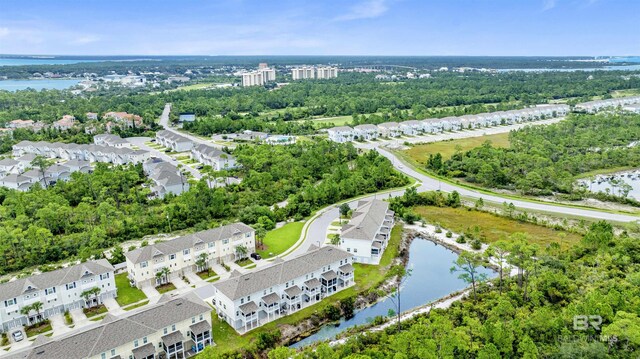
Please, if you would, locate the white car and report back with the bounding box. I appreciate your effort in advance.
[12,330,24,342]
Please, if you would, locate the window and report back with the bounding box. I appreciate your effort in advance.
[134,340,139,348]
[111,349,116,356]
[4,298,16,307]
[169,254,176,260]
[101,353,106,359]
[66,282,76,290]
[100,273,109,280]
[222,239,229,245]
[143,337,148,344]
[199,314,203,321]
[208,242,214,248]
[347,248,351,252]
[164,328,168,335]
[45,287,56,295]
[354,248,358,253]
[183,249,190,255]
[141,261,148,268]
[172,324,176,331]
[240,298,244,304]
[192,317,196,324]
[245,232,251,238]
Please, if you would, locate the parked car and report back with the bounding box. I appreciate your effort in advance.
[12,330,23,342]
[250,253,261,260]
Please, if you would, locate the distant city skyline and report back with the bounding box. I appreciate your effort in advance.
[0,0,638,56]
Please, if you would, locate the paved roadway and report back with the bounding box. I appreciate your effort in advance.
[126,136,202,180]
[159,103,227,149]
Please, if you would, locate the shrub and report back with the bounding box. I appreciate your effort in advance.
[255,330,281,351]
[456,235,466,244]
[435,227,443,234]
[471,238,482,250]
[323,305,342,321]
[446,231,453,238]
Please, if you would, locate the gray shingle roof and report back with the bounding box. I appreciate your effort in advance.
[321,270,337,281]
[284,285,302,297]
[132,343,156,358]
[190,320,211,335]
[239,301,258,314]
[339,263,354,273]
[213,246,351,301]
[0,260,114,301]
[125,223,254,264]
[11,295,211,359]
[341,199,391,242]
[261,292,280,306]
[161,330,184,346]
[304,278,321,288]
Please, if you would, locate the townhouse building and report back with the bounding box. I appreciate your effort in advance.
[4,295,213,359]
[52,115,76,131]
[339,199,395,264]
[155,130,193,152]
[103,111,144,128]
[125,223,255,289]
[353,124,379,141]
[0,260,116,332]
[12,141,150,165]
[212,246,354,332]
[143,159,189,198]
[327,126,355,143]
[399,120,422,135]
[377,122,402,137]
[93,134,133,148]
[190,144,237,171]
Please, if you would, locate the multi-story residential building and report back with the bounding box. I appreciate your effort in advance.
[353,124,379,141]
[143,158,189,198]
[86,112,98,120]
[0,260,116,332]
[4,295,213,359]
[259,68,276,82]
[399,120,422,135]
[327,126,355,143]
[52,115,76,131]
[291,66,315,80]
[155,130,193,152]
[190,144,237,171]
[574,96,640,113]
[241,71,265,87]
[103,111,144,128]
[125,223,255,289]
[212,245,354,332]
[377,122,402,137]
[12,141,150,165]
[315,66,338,79]
[93,134,132,148]
[339,199,395,264]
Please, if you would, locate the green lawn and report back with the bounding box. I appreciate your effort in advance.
[413,206,581,250]
[197,269,217,280]
[156,282,177,294]
[235,258,253,267]
[115,273,147,306]
[404,132,511,162]
[257,222,305,258]
[123,300,149,311]
[25,321,52,338]
[83,304,108,318]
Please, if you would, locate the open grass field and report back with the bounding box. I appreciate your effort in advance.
[115,273,148,306]
[404,132,511,163]
[413,206,582,250]
[257,222,305,258]
[209,224,404,354]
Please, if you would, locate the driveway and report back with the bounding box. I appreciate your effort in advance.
[103,297,124,316]
[49,313,72,337]
[69,308,90,328]
[141,284,161,302]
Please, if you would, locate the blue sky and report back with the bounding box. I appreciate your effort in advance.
[0,0,638,56]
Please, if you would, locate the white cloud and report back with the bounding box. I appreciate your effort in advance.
[542,0,557,10]
[0,27,9,38]
[71,35,100,45]
[334,0,390,21]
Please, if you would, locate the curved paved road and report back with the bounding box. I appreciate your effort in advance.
[367,144,639,223]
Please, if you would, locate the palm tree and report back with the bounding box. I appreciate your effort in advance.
[31,301,43,323]
[31,155,51,189]
[80,287,101,308]
[20,304,34,324]
[235,245,248,260]
[155,267,171,286]
[195,253,209,273]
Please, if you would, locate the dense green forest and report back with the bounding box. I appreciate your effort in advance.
[0,140,407,274]
[259,222,640,358]
[3,72,640,138]
[427,113,640,196]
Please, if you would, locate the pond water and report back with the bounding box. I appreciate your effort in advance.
[0,58,100,66]
[578,170,640,200]
[291,238,496,348]
[0,79,81,91]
